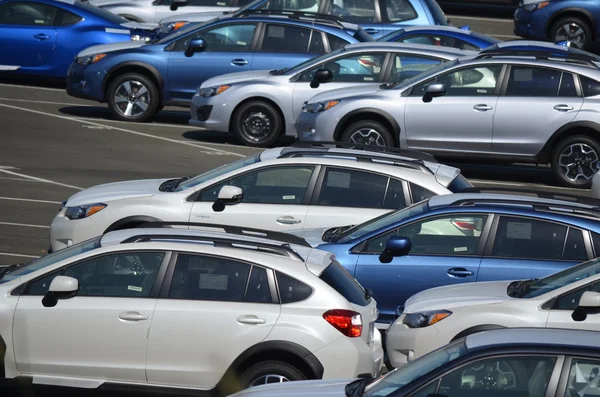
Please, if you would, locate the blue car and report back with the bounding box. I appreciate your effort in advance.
[378,25,502,51]
[0,0,156,78]
[66,12,373,122]
[514,0,598,51]
[298,192,600,325]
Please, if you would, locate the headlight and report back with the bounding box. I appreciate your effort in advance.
[76,53,107,65]
[64,203,107,220]
[159,21,189,34]
[197,85,231,97]
[130,34,151,42]
[523,1,549,11]
[403,310,452,328]
[304,100,340,113]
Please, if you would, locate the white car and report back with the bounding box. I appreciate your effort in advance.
[49,145,472,252]
[385,255,600,369]
[0,224,383,395]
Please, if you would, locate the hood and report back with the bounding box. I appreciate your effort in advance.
[65,178,173,207]
[121,21,159,31]
[160,10,230,24]
[200,70,276,89]
[76,41,147,57]
[306,85,382,104]
[229,379,351,397]
[403,280,515,313]
[88,0,149,7]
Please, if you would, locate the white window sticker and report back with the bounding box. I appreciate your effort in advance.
[363,76,374,81]
[267,26,285,38]
[283,195,296,200]
[506,221,532,239]
[217,1,226,4]
[326,171,351,188]
[127,285,143,292]
[513,68,532,82]
[199,273,228,290]
[454,247,468,252]
[236,41,246,46]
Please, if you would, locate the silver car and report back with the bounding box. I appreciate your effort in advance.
[296,41,600,188]
[189,42,474,147]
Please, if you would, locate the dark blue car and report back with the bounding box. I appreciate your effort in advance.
[297,192,600,325]
[66,12,372,122]
[378,25,502,50]
[514,0,597,51]
[0,0,155,78]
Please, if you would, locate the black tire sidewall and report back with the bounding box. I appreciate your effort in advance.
[341,120,394,147]
[550,16,592,50]
[240,360,306,389]
[551,135,600,188]
[233,101,282,147]
[107,73,159,122]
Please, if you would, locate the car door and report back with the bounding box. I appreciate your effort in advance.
[152,0,236,23]
[545,281,600,330]
[12,251,168,384]
[478,215,589,282]
[492,65,583,156]
[146,252,280,388]
[189,164,318,230]
[403,63,504,154]
[0,1,57,68]
[354,213,489,323]
[166,22,258,101]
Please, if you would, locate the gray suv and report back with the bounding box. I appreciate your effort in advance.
[296,41,600,188]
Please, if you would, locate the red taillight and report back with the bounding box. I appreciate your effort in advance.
[323,309,362,337]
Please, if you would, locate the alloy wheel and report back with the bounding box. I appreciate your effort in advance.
[250,374,290,387]
[349,128,387,146]
[554,23,586,49]
[113,80,151,117]
[558,143,599,182]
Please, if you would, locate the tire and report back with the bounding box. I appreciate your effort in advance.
[232,100,283,147]
[155,104,164,115]
[340,120,394,147]
[551,135,600,188]
[106,73,159,122]
[240,360,307,389]
[550,16,592,51]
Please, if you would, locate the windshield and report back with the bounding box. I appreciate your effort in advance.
[285,48,345,75]
[0,237,102,284]
[74,2,128,24]
[365,339,467,396]
[337,200,429,243]
[174,154,261,191]
[522,257,600,298]
[391,58,458,90]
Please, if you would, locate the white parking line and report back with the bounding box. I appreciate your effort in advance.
[0,83,64,92]
[0,98,93,107]
[0,168,84,191]
[0,177,34,182]
[0,221,49,229]
[0,196,62,205]
[493,34,520,39]
[0,102,247,158]
[0,252,40,259]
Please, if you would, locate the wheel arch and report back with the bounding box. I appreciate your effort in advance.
[229,96,286,136]
[450,324,507,342]
[537,121,600,163]
[104,215,162,234]
[333,108,401,146]
[102,62,164,101]
[546,8,597,41]
[0,334,5,378]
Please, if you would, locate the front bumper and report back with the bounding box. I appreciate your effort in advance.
[295,110,339,142]
[188,94,232,132]
[66,62,106,103]
[49,209,101,252]
[513,7,550,40]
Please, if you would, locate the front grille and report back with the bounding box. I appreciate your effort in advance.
[196,105,213,122]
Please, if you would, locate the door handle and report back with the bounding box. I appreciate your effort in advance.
[34,33,50,40]
[473,104,492,111]
[118,311,148,321]
[447,268,475,278]
[237,315,266,325]
[364,28,379,34]
[231,59,248,66]
[276,216,301,225]
[554,104,574,112]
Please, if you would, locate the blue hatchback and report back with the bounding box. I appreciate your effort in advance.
[300,192,600,325]
[0,0,154,78]
[378,25,502,50]
[66,12,372,122]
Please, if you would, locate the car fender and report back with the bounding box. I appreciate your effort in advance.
[229,84,291,128]
[546,7,597,38]
[334,105,401,145]
[538,120,600,162]
[102,60,165,94]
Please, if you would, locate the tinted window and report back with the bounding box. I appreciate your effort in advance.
[173,23,256,51]
[409,182,436,203]
[63,252,165,298]
[366,228,398,252]
[308,30,325,53]
[317,168,387,208]
[580,75,600,97]
[593,232,600,256]
[168,254,251,302]
[73,1,127,24]
[327,33,350,51]
[446,174,473,192]
[299,52,387,83]
[559,72,578,97]
[54,9,82,26]
[390,54,444,83]
[383,0,417,22]
[422,0,448,25]
[566,358,600,396]
[563,228,588,261]
[491,217,568,260]
[233,166,314,204]
[400,34,478,51]
[256,0,322,12]
[384,178,406,209]
[0,2,57,25]
[555,282,600,309]
[335,0,376,23]
[161,0,230,5]
[319,260,369,306]
[506,66,562,97]
[276,271,313,303]
[245,266,273,303]
[261,24,312,53]
[412,65,502,97]
[26,270,62,296]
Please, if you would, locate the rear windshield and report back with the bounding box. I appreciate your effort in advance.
[447,174,473,193]
[320,260,370,306]
[354,29,375,42]
[74,2,128,24]
[423,0,448,25]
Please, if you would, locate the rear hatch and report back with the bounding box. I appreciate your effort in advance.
[422,161,473,192]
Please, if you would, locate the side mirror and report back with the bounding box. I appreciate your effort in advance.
[184,38,206,58]
[310,68,333,89]
[42,276,79,308]
[422,83,446,103]
[170,0,190,11]
[571,291,600,322]
[212,185,243,212]
[379,236,411,264]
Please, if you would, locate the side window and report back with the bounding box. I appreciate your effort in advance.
[563,228,588,261]
[62,252,165,298]
[383,178,407,209]
[505,66,564,97]
[0,2,58,25]
[308,31,325,53]
[565,358,600,397]
[168,254,251,302]
[383,0,417,22]
[262,0,322,11]
[409,182,436,203]
[390,54,443,84]
[260,24,312,53]
[559,72,578,97]
[188,0,231,6]
[298,52,387,83]
[491,217,568,260]
[327,33,350,51]
[317,168,388,208]
[276,271,313,303]
[396,215,488,255]
[228,166,315,204]
[244,266,273,303]
[438,356,557,397]
[336,0,377,23]
[555,282,600,310]
[26,270,62,296]
[54,9,82,26]
[366,228,398,252]
[411,64,503,97]
[400,35,477,51]
[580,75,600,97]
[172,23,257,52]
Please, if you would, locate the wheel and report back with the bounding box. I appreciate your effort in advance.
[240,360,306,388]
[550,16,592,50]
[106,73,159,122]
[551,135,600,188]
[340,120,394,147]
[232,100,282,147]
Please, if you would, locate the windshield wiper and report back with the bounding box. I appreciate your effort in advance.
[507,278,538,298]
[269,68,288,75]
[345,376,373,397]
[379,81,400,90]
[322,224,356,243]
[159,176,191,192]
[0,263,25,279]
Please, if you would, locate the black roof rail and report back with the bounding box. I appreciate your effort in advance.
[458,186,600,206]
[130,221,312,247]
[288,141,438,162]
[233,10,345,26]
[474,49,600,67]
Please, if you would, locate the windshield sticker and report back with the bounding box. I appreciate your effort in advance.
[454,247,468,252]
[199,274,228,290]
[506,221,532,239]
[128,285,143,292]
[283,195,295,200]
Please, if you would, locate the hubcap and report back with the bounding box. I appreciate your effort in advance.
[241,110,271,142]
[114,80,150,117]
[555,23,586,49]
[558,143,599,182]
[250,374,289,387]
[348,128,386,147]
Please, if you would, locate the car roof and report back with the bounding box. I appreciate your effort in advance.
[343,41,476,58]
[220,11,361,32]
[428,192,600,210]
[398,25,476,35]
[466,328,600,351]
